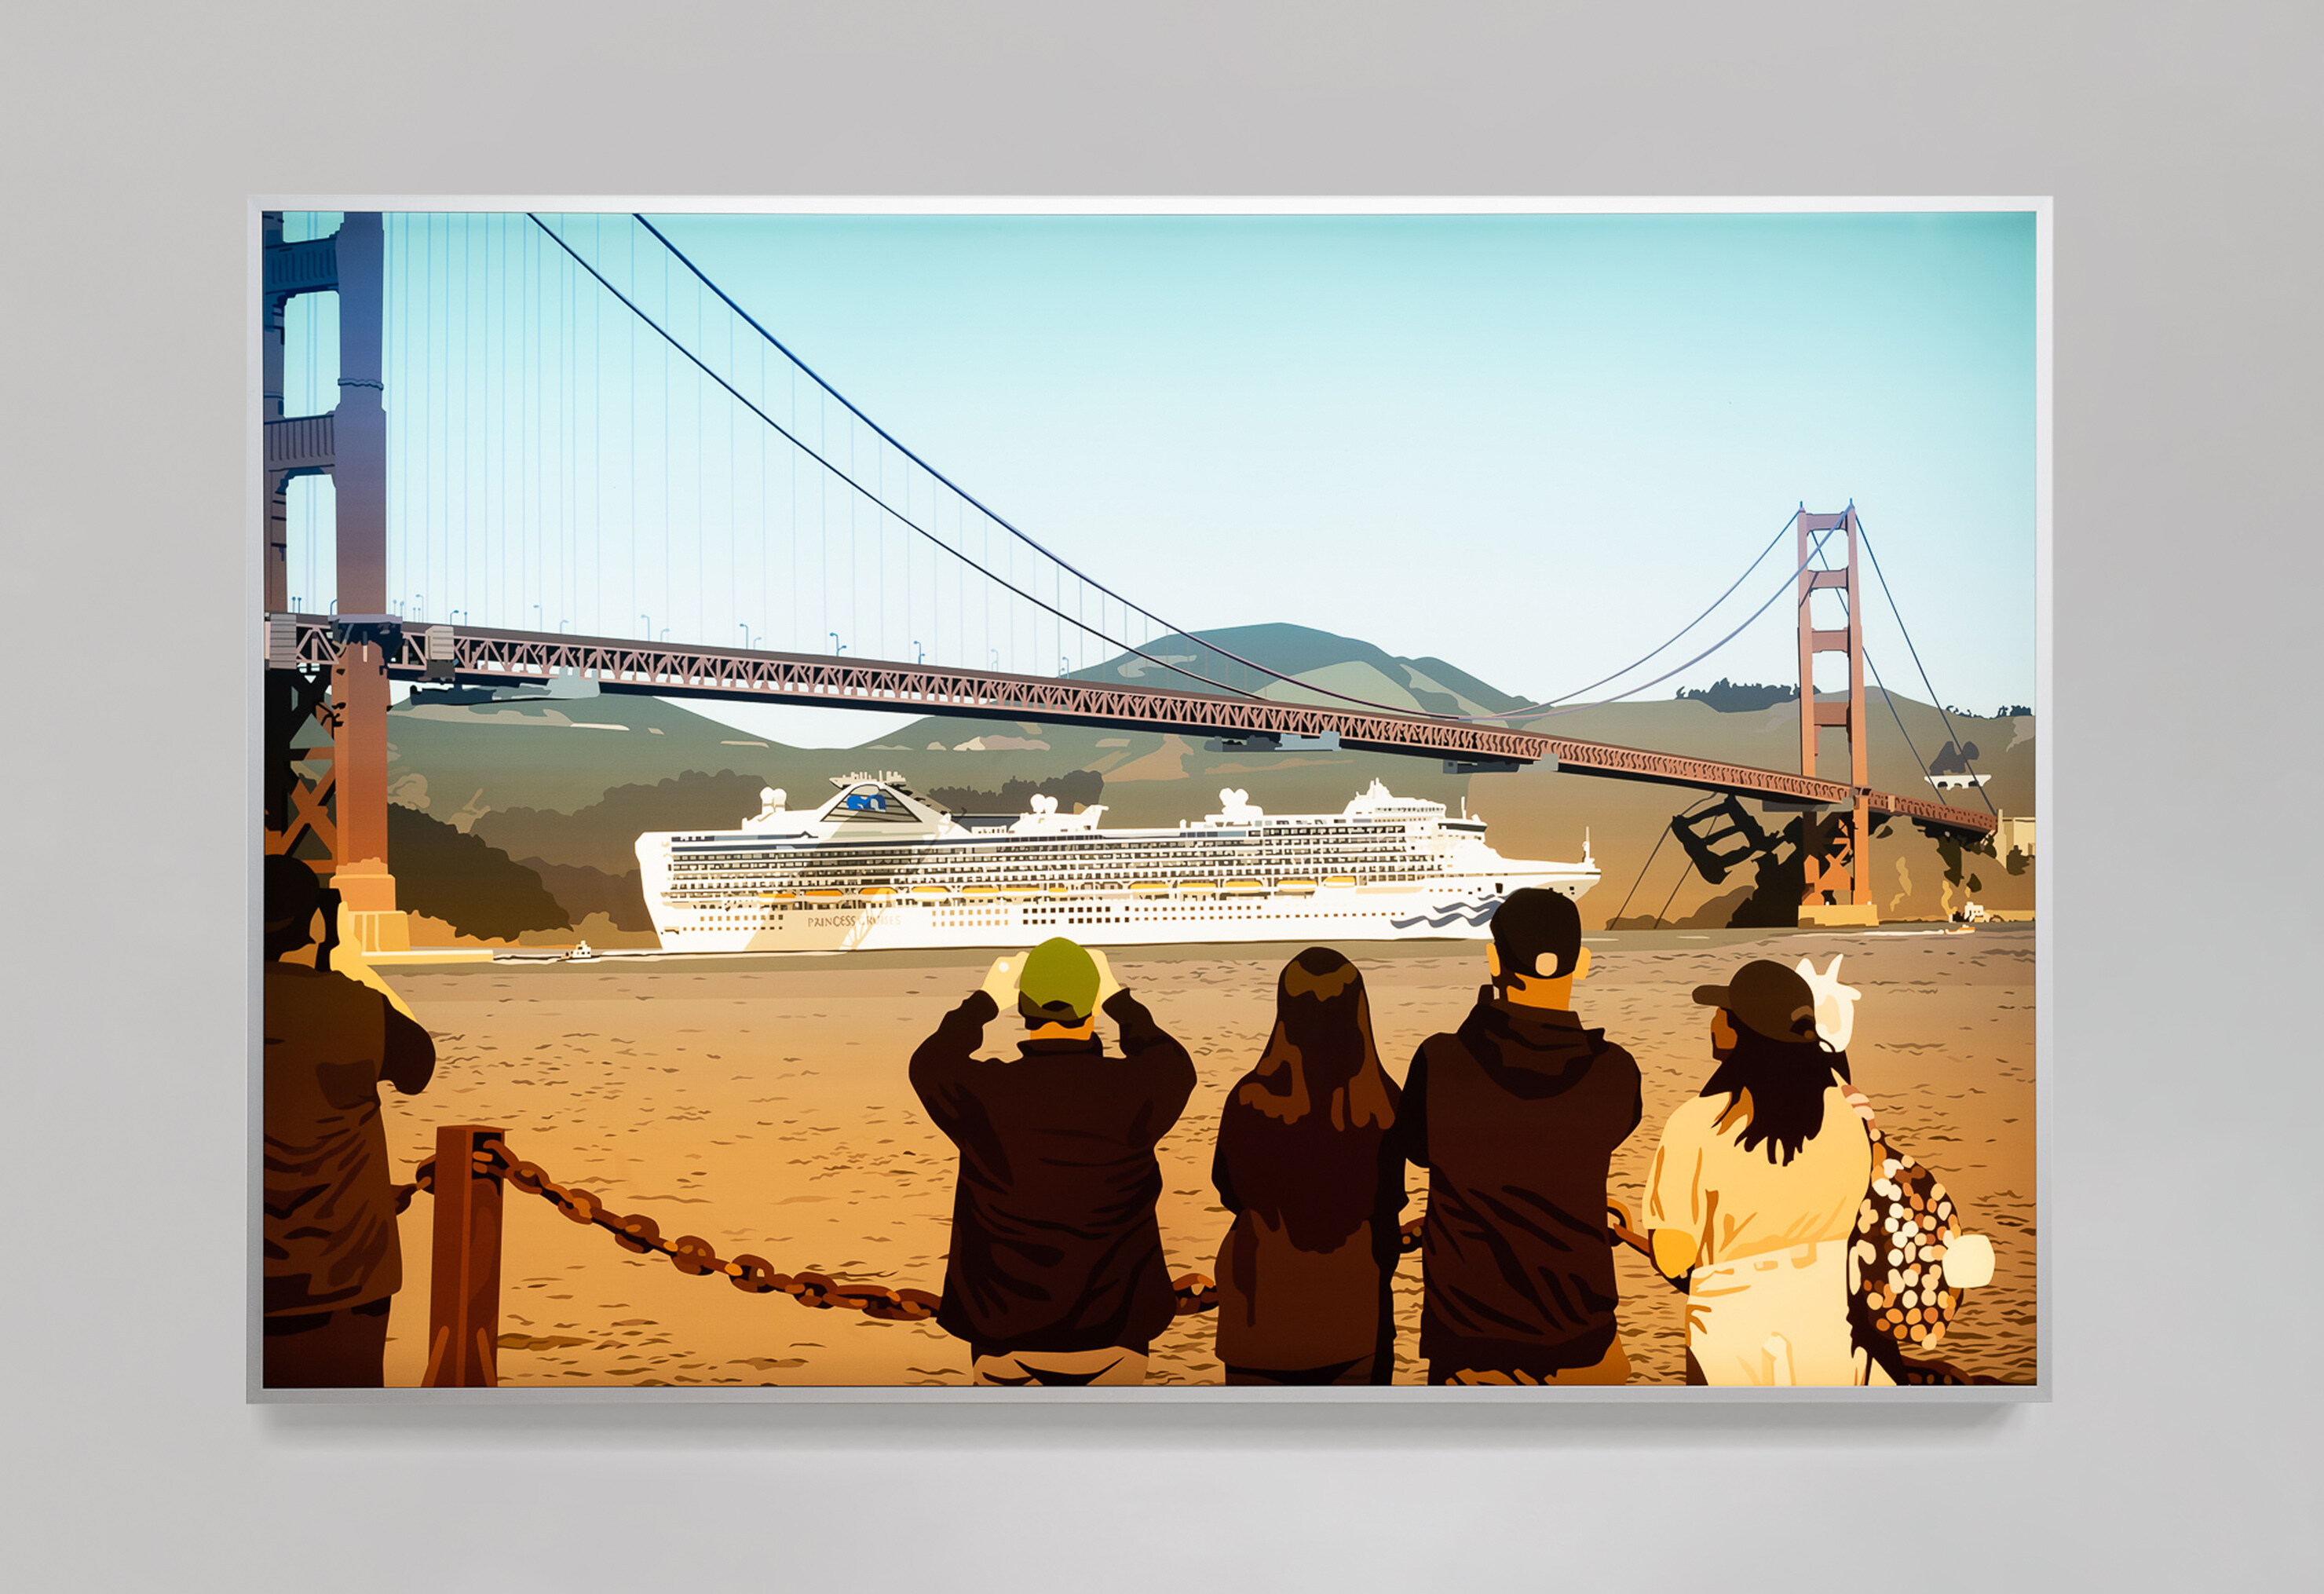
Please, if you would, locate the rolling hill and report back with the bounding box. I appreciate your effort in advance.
[375,624,2036,941]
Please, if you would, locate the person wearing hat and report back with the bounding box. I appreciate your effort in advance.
[260,854,437,1387]
[909,937,1196,1386]
[1642,958,1873,1385]
[1401,887,1644,1384]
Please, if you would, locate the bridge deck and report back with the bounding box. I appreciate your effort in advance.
[276,616,1993,838]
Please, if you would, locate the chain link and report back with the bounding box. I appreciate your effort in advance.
[389,1160,435,1214]
[405,1135,1222,1323]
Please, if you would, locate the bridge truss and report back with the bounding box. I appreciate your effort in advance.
[268,613,1993,840]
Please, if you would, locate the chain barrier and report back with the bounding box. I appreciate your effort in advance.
[402,1135,1219,1322]
[390,1164,433,1213]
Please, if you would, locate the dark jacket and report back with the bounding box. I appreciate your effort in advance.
[1404,991,1643,1375]
[262,963,436,1314]
[910,987,1197,1355]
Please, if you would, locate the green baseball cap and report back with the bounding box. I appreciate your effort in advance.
[1018,936,1099,1022]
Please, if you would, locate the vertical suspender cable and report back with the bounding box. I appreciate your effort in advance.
[1856,519,1998,817]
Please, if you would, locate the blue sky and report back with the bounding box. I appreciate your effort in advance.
[282,208,2037,746]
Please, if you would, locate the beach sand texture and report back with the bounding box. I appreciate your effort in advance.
[373,926,2036,1388]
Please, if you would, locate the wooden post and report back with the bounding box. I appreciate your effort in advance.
[423,1124,503,1388]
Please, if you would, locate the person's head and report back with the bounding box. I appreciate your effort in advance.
[1016,936,1100,1040]
[1691,959,1850,1164]
[1692,960,1819,1054]
[1486,887,1589,1007]
[1271,946,1377,1079]
[1241,946,1392,1128]
[263,854,327,961]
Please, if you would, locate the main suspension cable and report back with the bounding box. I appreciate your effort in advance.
[627,212,1668,722]
[1857,518,1999,817]
[1455,511,1800,722]
[528,213,1270,703]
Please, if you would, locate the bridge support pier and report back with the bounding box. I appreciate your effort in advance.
[1796,507,1876,926]
[261,210,410,949]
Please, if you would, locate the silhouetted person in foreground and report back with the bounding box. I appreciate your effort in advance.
[1211,948,1406,1385]
[911,937,1195,1387]
[261,855,436,1387]
[1405,889,1643,1385]
[1643,959,1872,1385]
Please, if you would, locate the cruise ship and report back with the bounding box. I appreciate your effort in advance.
[636,773,1596,953]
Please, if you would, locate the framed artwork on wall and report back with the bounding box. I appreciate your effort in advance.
[251,198,2046,1400]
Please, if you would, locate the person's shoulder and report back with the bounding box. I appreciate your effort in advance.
[1589,1033,1643,1075]
[266,962,386,1008]
[1819,1081,1874,1142]
[1658,1092,1724,1139]
[1416,1026,1468,1062]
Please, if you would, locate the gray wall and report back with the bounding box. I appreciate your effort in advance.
[4,3,2313,1588]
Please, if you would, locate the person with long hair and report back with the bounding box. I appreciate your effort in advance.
[1643,959,1875,1385]
[1211,948,1406,1384]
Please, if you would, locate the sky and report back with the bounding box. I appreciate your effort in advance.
[282,208,2038,748]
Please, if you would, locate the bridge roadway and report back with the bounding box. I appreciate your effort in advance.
[275,615,1993,839]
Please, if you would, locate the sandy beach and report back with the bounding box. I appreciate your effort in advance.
[371,924,2037,1388]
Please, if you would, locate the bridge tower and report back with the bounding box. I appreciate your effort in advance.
[260,210,408,952]
[1795,506,1876,925]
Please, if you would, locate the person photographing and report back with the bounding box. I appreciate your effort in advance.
[261,854,437,1387]
[910,938,1196,1387]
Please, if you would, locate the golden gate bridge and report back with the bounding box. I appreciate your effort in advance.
[260,210,1998,954]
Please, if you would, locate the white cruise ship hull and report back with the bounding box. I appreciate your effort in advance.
[634,876,1594,954]
[635,774,1597,955]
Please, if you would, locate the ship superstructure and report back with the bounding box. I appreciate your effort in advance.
[636,773,1596,952]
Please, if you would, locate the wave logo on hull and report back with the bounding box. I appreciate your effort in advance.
[1390,898,1502,930]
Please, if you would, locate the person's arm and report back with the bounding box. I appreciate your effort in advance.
[1211,1113,1244,1216]
[1103,989,1197,1135]
[1641,1121,1703,1287]
[908,988,999,1132]
[1400,1043,1432,1169]
[382,1005,436,1095]
[1615,1045,1644,1139]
